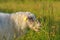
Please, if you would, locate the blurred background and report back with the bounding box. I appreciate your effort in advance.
[0,0,60,40]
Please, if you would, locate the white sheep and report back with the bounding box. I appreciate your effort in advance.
[0,12,40,40]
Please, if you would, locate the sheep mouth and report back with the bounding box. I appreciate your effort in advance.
[33,27,40,32]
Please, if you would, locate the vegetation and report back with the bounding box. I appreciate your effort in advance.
[0,0,60,40]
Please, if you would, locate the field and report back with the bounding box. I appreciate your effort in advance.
[0,0,60,40]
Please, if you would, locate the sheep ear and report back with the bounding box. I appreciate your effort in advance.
[24,16,27,21]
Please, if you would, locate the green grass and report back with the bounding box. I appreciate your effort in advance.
[0,0,60,40]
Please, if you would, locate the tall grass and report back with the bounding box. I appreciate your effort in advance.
[0,0,60,40]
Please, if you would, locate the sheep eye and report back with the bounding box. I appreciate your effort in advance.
[28,16,34,21]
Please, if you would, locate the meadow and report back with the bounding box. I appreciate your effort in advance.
[0,0,60,40]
